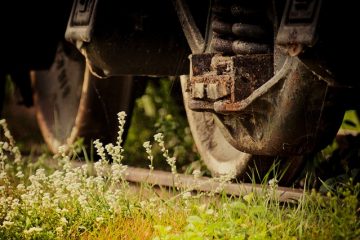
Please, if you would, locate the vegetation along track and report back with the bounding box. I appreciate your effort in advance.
[51,159,304,202]
[124,167,304,202]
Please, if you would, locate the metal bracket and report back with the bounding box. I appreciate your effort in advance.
[171,0,205,54]
[65,0,98,43]
[276,0,322,55]
[188,53,273,112]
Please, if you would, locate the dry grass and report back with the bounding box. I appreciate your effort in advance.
[81,206,187,240]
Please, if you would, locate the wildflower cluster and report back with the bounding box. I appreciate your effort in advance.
[154,133,177,176]
[93,111,128,181]
[143,141,154,171]
[1,111,359,239]
[0,114,187,239]
[0,114,131,239]
[0,119,21,164]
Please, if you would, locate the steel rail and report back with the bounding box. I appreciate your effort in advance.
[52,159,304,202]
[124,167,304,202]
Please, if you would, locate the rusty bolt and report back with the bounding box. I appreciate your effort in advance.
[207,82,230,100]
[192,82,205,99]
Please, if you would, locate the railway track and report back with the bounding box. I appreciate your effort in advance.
[55,159,304,202]
[124,167,304,202]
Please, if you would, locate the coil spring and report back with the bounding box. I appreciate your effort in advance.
[211,0,272,55]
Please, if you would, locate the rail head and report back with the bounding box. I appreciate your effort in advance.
[124,167,304,202]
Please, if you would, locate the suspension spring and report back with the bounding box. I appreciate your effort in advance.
[211,0,273,55]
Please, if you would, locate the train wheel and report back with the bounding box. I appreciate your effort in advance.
[181,75,251,176]
[32,42,137,153]
[181,75,305,183]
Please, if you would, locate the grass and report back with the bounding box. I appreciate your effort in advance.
[1,113,359,240]
[124,79,202,173]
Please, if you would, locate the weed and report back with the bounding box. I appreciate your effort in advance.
[0,114,359,239]
[124,79,200,172]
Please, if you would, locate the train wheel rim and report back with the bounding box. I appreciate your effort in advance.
[181,75,304,183]
[32,42,136,153]
[181,75,251,177]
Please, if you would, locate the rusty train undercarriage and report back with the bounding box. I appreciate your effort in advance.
[1,0,359,182]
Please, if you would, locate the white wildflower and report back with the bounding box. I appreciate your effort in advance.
[0,172,6,180]
[49,170,64,182]
[106,143,124,164]
[10,198,20,209]
[42,193,52,208]
[167,157,177,175]
[11,146,21,164]
[15,170,24,178]
[57,145,72,171]
[24,227,43,235]
[0,196,7,207]
[154,133,177,176]
[213,171,236,193]
[55,226,63,235]
[106,189,123,211]
[0,120,21,157]
[78,195,88,208]
[116,111,127,146]
[94,160,108,177]
[268,178,278,190]
[143,141,151,149]
[81,163,89,175]
[192,169,201,179]
[2,142,9,151]
[2,221,14,228]
[154,132,163,143]
[94,139,108,162]
[110,163,127,181]
[143,141,154,171]
[65,181,81,195]
[0,120,15,145]
[267,178,279,199]
[96,217,104,223]
[93,176,105,190]
[33,168,47,182]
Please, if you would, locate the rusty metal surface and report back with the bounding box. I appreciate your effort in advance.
[65,0,99,43]
[186,50,346,156]
[66,0,191,77]
[276,0,322,55]
[182,75,305,182]
[210,0,272,55]
[181,0,346,158]
[188,53,273,111]
[216,57,345,156]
